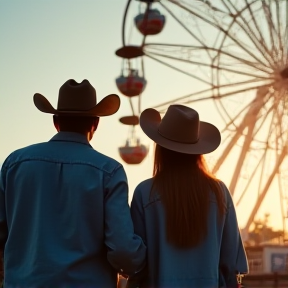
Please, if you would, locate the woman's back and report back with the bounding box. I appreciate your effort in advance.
[130,178,246,288]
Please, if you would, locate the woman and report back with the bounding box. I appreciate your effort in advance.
[127,105,248,288]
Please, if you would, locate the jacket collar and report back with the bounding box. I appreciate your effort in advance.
[50,132,91,146]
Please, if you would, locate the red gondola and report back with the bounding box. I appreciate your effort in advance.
[119,144,148,165]
[134,9,165,36]
[116,69,147,97]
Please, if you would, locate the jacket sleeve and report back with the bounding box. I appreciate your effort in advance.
[126,184,148,288]
[104,165,146,275]
[219,184,248,287]
[130,185,146,245]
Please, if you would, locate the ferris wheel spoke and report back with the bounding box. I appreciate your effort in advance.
[218,0,235,16]
[145,53,212,85]
[235,150,266,207]
[218,131,233,147]
[145,43,273,74]
[211,82,272,101]
[245,108,280,229]
[285,27,288,65]
[245,88,275,136]
[274,104,283,147]
[152,81,272,114]
[251,1,280,57]
[251,102,276,141]
[244,0,272,46]
[215,77,272,90]
[159,1,211,51]
[261,2,279,61]
[277,173,286,235]
[245,146,287,231]
[167,0,271,69]
[239,8,277,67]
[181,0,229,15]
[278,3,288,66]
[122,0,132,46]
[152,88,216,112]
[247,0,285,66]
[221,99,260,132]
[137,57,146,115]
[129,98,135,115]
[219,100,265,138]
[137,93,142,115]
[275,103,288,148]
[212,89,269,175]
[216,18,271,72]
[145,50,272,80]
[213,84,267,128]
[214,2,279,72]
[275,112,280,162]
[232,102,276,201]
[257,144,271,203]
[228,105,262,195]
[221,0,276,67]
[275,0,283,57]
[212,124,245,175]
[167,0,230,28]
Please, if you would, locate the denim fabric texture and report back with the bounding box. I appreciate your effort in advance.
[128,179,248,288]
[0,132,146,288]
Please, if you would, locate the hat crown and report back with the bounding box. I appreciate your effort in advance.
[139,105,221,154]
[57,79,97,111]
[158,105,200,144]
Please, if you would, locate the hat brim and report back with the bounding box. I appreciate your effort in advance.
[140,108,221,154]
[33,93,120,117]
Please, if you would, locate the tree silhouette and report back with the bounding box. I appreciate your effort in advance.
[246,214,284,246]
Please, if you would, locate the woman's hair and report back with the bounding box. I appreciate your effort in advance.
[152,144,225,248]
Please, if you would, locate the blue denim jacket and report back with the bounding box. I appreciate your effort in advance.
[0,132,146,288]
[128,178,248,288]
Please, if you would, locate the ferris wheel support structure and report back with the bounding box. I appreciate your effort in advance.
[244,146,288,232]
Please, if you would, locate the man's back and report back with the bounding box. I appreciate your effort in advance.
[0,132,145,288]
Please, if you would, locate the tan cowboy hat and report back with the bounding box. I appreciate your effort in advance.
[33,79,120,116]
[140,104,221,154]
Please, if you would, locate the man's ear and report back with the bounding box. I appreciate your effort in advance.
[92,117,100,131]
[53,115,60,132]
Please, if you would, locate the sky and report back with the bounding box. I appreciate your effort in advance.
[0,0,286,233]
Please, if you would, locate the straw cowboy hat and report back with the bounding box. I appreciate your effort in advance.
[33,79,120,116]
[140,104,221,154]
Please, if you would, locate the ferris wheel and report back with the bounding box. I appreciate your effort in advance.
[114,0,288,236]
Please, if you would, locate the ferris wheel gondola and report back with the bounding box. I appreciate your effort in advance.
[115,0,165,165]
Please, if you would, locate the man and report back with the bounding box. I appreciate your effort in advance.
[0,79,146,287]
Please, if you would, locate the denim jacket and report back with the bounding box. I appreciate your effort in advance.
[127,178,248,288]
[0,132,146,288]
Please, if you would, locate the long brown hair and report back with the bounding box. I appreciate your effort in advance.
[152,144,225,248]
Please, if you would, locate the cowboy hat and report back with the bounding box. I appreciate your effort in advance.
[33,79,120,116]
[140,105,221,154]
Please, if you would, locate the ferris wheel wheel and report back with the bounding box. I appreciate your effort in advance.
[114,0,288,236]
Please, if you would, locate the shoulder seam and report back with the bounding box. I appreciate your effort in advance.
[3,158,120,176]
